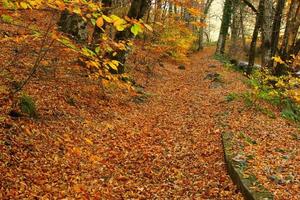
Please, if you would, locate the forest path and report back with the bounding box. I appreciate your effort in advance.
[1,47,247,199]
[103,48,245,199]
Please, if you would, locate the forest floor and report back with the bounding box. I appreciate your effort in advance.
[1,9,300,200]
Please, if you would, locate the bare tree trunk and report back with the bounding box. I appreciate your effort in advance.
[275,0,300,75]
[247,0,264,74]
[280,0,300,58]
[268,0,286,68]
[215,0,233,55]
[239,5,247,53]
[197,0,214,51]
[229,0,240,58]
[260,0,273,67]
[198,19,205,50]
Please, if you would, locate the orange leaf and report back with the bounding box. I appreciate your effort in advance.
[96,17,104,28]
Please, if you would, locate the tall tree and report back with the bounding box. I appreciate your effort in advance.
[229,0,240,58]
[268,0,286,68]
[260,0,273,67]
[275,0,300,75]
[197,0,214,50]
[215,0,233,55]
[247,0,263,74]
[114,0,151,73]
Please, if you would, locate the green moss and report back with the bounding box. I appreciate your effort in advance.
[19,94,38,118]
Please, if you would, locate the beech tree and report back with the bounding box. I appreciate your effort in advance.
[197,0,214,50]
[215,0,233,55]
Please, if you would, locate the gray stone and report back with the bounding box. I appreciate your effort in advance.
[204,72,220,81]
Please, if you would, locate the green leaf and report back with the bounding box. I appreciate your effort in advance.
[130,24,141,36]
[1,14,13,23]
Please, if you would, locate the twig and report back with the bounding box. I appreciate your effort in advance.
[12,13,55,95]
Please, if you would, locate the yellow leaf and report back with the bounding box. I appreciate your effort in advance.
[96,17,104,28]
[144,23,153,32]
[272,56,285,64]
[84,138,93,145]
[20,2,28,9]
[102,15,113,23]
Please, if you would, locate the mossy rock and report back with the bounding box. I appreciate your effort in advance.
[222,132,273,200]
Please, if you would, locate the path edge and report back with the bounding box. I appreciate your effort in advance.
[222,132,274,200]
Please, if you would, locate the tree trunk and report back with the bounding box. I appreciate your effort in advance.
[239,4,247,53]
[229,0,240,58]
[275,0,300,75]
[268,0,286,68]
[198,19,205,51]
[215,0,233,55]
[247,0,264,74]
[197,0,214,51]
[114,0,151,73]
[57,10,88,43]
[260,0,273,67]
[280,0,300,59]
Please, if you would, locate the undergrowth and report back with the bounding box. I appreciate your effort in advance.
[150,19,197,61]
[218,54,300,122]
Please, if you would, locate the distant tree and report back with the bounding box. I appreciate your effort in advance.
[274,0,300,75]
[197,0,214,51]
[229,0,241,58]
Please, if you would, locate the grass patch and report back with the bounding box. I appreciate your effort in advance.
[225,92,238,102]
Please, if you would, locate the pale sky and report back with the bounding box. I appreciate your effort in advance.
[207,0,223,41]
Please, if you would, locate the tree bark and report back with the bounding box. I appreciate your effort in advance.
[260,0,273,67]
[280,0,300,59]
[275,0,300,75]
[229,0,240,58]
[114,0,151,73]
[247,0,264,74]
[197,0,214,51]
[215,0,233,55]
[268,0,286,68]
[57,10,88,43]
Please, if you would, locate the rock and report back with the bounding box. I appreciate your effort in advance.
[230,60,261,72]
[204,72,220,81]
[209,81,223,89]
[178,65,185,70]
